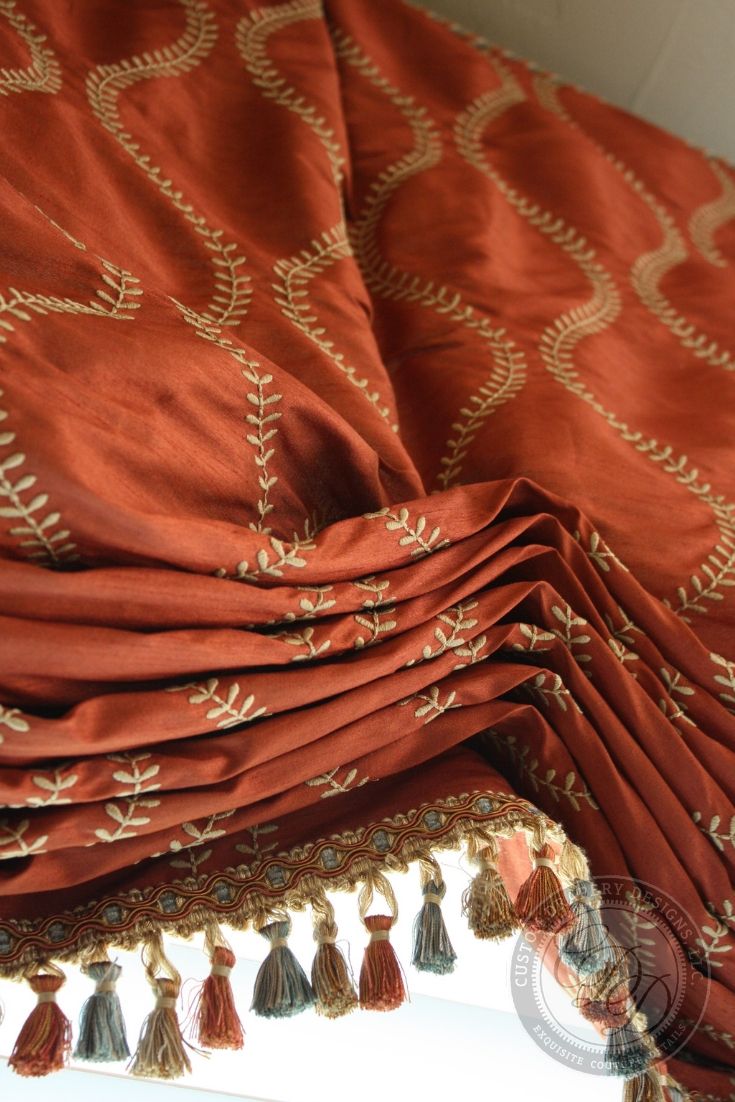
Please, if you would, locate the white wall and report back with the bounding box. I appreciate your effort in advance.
[419,0,735,161]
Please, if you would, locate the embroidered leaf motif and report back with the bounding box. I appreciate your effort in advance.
[306,766,369,798]
[399,684,461,724]
[94,753,161,843]
[167,677,267,729]
[27,768,78,807]
[0,703,29,733]
[364,506,449,557]
[0,819,48,858]
[487,732,598,812]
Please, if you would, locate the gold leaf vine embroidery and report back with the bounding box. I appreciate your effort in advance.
[405,599,480,667]
[524,671,582,715]
[0,0,61,96]
[94,753,161,844]
[166,677,268,729]
[86,0,251,334]
[0,704,29,741]
[534,75,733,370]
[169,810,236,880]
[236,0,345,189]
[215,516,319,581]
[399,684,461,725]
[242,363,282,534]
[238,6,399,430]
[689,160,735,269]
[353,575,397,648]
[487,731,599,812]
[26,767,78,808]
[457,65,735,620]
[364,505,449,558]
[277,624,331,661]
[234,822,279,861]
[0,388,78,566]
[332,29,526,489]
[0,819,48,859]
[305,766,370,798]
[692,810,735,854]
[710,652,735,713]
[273,225,396,429]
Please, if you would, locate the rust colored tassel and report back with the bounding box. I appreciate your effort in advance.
[130,936,191,1080]
[359,915,406,1011]
[624,1068,666,1102]
[515,841,574,933]
[462,835,519,941]
[311,894,357,1019]
[194,932,244,1050]
[9,969,72,1077]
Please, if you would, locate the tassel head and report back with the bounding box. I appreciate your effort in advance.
[515,842,574,933]
[462,838,519,941]
[74,960,130,1063]
[412,876,456,974]
[195,944,244,1050]
[359,914,406,1011]
[251,920,315,1019]
[558,878,616,975]
[311,899,357,1018]
[9,971,72,1078]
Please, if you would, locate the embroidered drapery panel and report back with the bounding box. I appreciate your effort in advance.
[0,0,734,1096]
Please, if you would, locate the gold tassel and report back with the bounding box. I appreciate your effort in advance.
[462,834,519,940]
[310,892,357,1018]
[130,933,191,1080]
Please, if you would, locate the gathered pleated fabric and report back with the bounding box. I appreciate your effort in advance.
[0,0,734,1096]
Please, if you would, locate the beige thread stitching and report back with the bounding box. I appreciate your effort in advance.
[238,5,398,432]
[333,29,526,490]
[535,75,733,371]
[0,0,61,96]
[235,0,345,188]
[689,160,735,269]
[86,0,251,335]
[273,225,396,428]
[457,65,735,621]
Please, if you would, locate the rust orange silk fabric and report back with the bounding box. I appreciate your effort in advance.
[0,0,734,1094]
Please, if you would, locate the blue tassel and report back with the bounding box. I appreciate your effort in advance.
[251,920,315,1019]
[74,961,130,1063]
[558,878,616,975]
[412,877,457,975]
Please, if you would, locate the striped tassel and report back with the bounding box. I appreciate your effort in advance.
[311,894,357,1019]
[412,862,456,974]
[251,920,314,1019]
[130,935,191,1080]
[9,968,71,1077]
[462,835,519,941]
[558,879,616,975]
[194,924,244,1049]
[515,840,574,934]
[75,960,130,1062]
